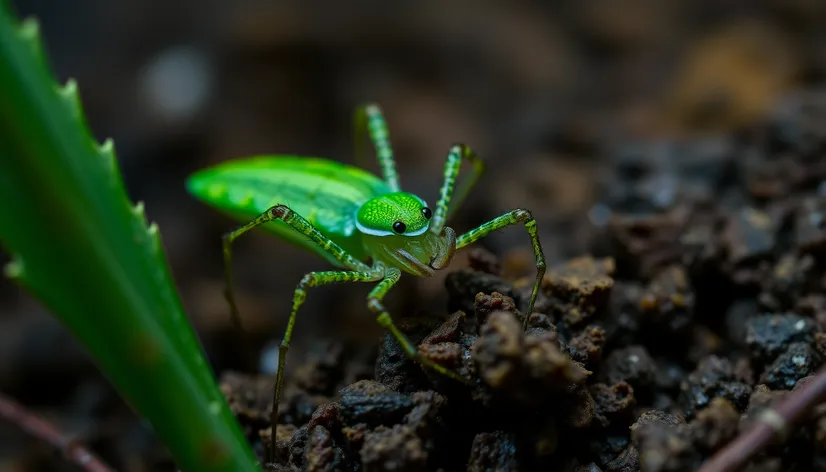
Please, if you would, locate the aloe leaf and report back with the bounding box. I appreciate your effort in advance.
[0,2,259,470]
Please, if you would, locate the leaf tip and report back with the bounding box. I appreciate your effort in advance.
[98,137,118,174]
[100,137,115,153]
[18,17,40,41]
[58,78,78,98]
[133,201,146,220]
[54,78,85,123]
[4,258,24,279]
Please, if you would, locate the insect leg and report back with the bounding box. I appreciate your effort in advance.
[270,269,381,459]
[367,267,469,383]
[431,143,486,232]
[222,205,371,329]
[353,103,401,191]
[456,209,547,327]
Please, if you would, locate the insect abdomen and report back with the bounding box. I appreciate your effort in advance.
[186,156,391,265]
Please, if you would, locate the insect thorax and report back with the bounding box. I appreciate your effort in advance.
[361,228,455,277]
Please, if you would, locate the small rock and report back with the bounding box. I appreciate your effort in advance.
[467,431,519,471]
[631,410,696,472]
[599,346,657,400]
[639,265,695,340]
[605,446,640,472]
[679,356,752,418]
[689,397,740,452]
[361,424,427,472]
[759,342,823,390]
[745,313,819,366]
[472,311,589,407]
[590,382,636,428]
[473,292,519,330]
[305,425,349,472]
[543,256,616,327]
[607,208,689,279]
[567,325,607,368]
[339,380,415,428]
[446,269,517,316]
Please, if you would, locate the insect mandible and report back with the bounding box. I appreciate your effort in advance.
[185,103,547,455]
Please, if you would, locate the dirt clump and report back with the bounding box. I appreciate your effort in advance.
[219,91,826,471]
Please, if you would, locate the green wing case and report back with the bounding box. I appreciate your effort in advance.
[187,156,390,266]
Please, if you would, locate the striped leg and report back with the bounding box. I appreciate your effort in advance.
[430,143,486,232]
[222,205,371,329]
[457,209,547,326]
[367,268,468,383]
[353,103,401,191]
[270,269,381,458]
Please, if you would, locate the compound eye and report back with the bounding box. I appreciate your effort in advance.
[422,207,432,219]
[392,221,407,234]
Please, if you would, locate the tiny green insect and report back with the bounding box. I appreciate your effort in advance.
[185,103,546,455]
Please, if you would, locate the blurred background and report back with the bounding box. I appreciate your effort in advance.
[0,0,824,470]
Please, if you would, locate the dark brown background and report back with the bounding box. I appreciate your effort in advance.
[1,0,824,470]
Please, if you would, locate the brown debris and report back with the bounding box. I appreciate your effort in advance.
[360,424,427,472]
[472,311,590,406]
[689,398,740,453]
[591,382,637,428]
[473,291,519,329]
[220,371,276,429]
[417,311,469,374]
[631,410,696,472]
[543,256,615,327]
[420,311,464,346]
[568,324,607,367]
[445,269,517,316]
[639,265,695,339]
[564,385,597,430]
[607,207,690,280]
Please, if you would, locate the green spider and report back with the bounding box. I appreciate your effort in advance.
[186,103,546,455]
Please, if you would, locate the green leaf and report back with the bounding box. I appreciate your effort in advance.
[0,2,260,470]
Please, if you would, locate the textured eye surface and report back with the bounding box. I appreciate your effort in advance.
[355,193,432,236]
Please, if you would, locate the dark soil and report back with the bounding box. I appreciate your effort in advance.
[222,91,826,471]
[3,1,826,471]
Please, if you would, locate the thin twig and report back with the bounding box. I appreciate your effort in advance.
[0,391,115,472]
[697,368,826,472]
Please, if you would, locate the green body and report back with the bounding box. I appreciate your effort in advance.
[185,103,547,461]
[187,156,390,267]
